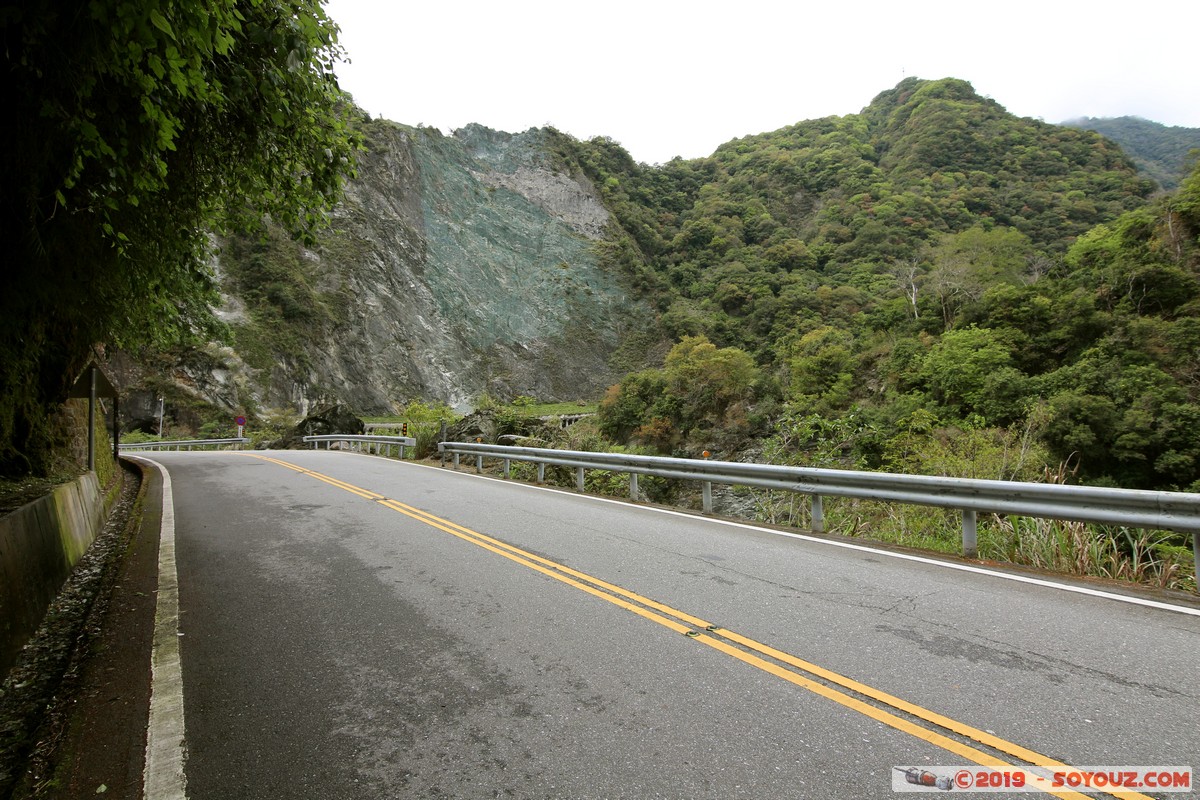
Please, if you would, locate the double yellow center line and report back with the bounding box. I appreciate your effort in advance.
[249,454,1152,800]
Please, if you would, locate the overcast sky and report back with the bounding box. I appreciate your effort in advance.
[323,0,1200,166]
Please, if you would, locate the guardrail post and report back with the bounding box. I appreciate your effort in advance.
[453,453,460,469]
[629,472,639,502]
[702,481,713,514]
[962,509,978,559]
[576,466,585,492]
[537,463,545,483]
[1192,532,1198,585]
[476,454,483,474]
[503,458,511,479]
[811,495,825,533]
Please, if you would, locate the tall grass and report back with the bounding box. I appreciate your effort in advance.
[748,451,1195,591]
[982,516,1193,591]
[748,491,1195,592]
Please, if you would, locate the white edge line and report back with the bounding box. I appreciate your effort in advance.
[134,456,189,800]
[368,453,1200,619]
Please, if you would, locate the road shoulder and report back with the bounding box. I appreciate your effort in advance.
[8,461,159,799]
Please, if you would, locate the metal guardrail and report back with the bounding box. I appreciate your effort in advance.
[438,441,1200,560]
[120,437,251,451]
[303,434,417,459]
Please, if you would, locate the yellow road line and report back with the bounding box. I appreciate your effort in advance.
[244,454,1152,800]
[375,499,1097,800]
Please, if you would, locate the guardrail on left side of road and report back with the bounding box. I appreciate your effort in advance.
[119,437,251,451]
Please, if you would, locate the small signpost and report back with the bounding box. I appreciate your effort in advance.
[235,415,247,438]
[68,362,119,470]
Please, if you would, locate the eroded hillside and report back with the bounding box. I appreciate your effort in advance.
[193,119,656,416]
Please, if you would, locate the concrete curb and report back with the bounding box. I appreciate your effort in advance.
[131,456,188,800]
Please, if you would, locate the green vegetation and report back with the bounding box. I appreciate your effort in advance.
[539,78,1199,588]
[1063,116,1200,190]
[545,79,1197,496]
[362,400,458,458]
[505,398,598,417]
[0,0,358,476]
[220,225,352,374]
[473,395,597,418]
[598,335,764,453]
[0,400,118,512]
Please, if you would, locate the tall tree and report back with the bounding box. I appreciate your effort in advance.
[0,0,358,474]
[927,225,1033,327]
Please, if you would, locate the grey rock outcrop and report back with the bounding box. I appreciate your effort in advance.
[208,119,653,415]
[269,404,365,449]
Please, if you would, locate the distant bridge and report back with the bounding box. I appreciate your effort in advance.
[541,413,594,429]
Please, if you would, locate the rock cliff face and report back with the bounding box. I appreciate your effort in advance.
[207,120,653,415]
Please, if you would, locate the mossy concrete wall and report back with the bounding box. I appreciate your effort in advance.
[0,472,105,676]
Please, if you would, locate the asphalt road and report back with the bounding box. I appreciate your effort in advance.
[141,450,1200,799]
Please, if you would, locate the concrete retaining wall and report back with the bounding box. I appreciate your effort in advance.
[0,472,105,676]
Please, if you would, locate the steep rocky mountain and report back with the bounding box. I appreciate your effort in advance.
[164,118,658,420]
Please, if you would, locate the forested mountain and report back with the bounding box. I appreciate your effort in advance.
[1062,116,1200,191]
[153,77,1199,494]
[553,78,1198,491]
[552,78,1154,355]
